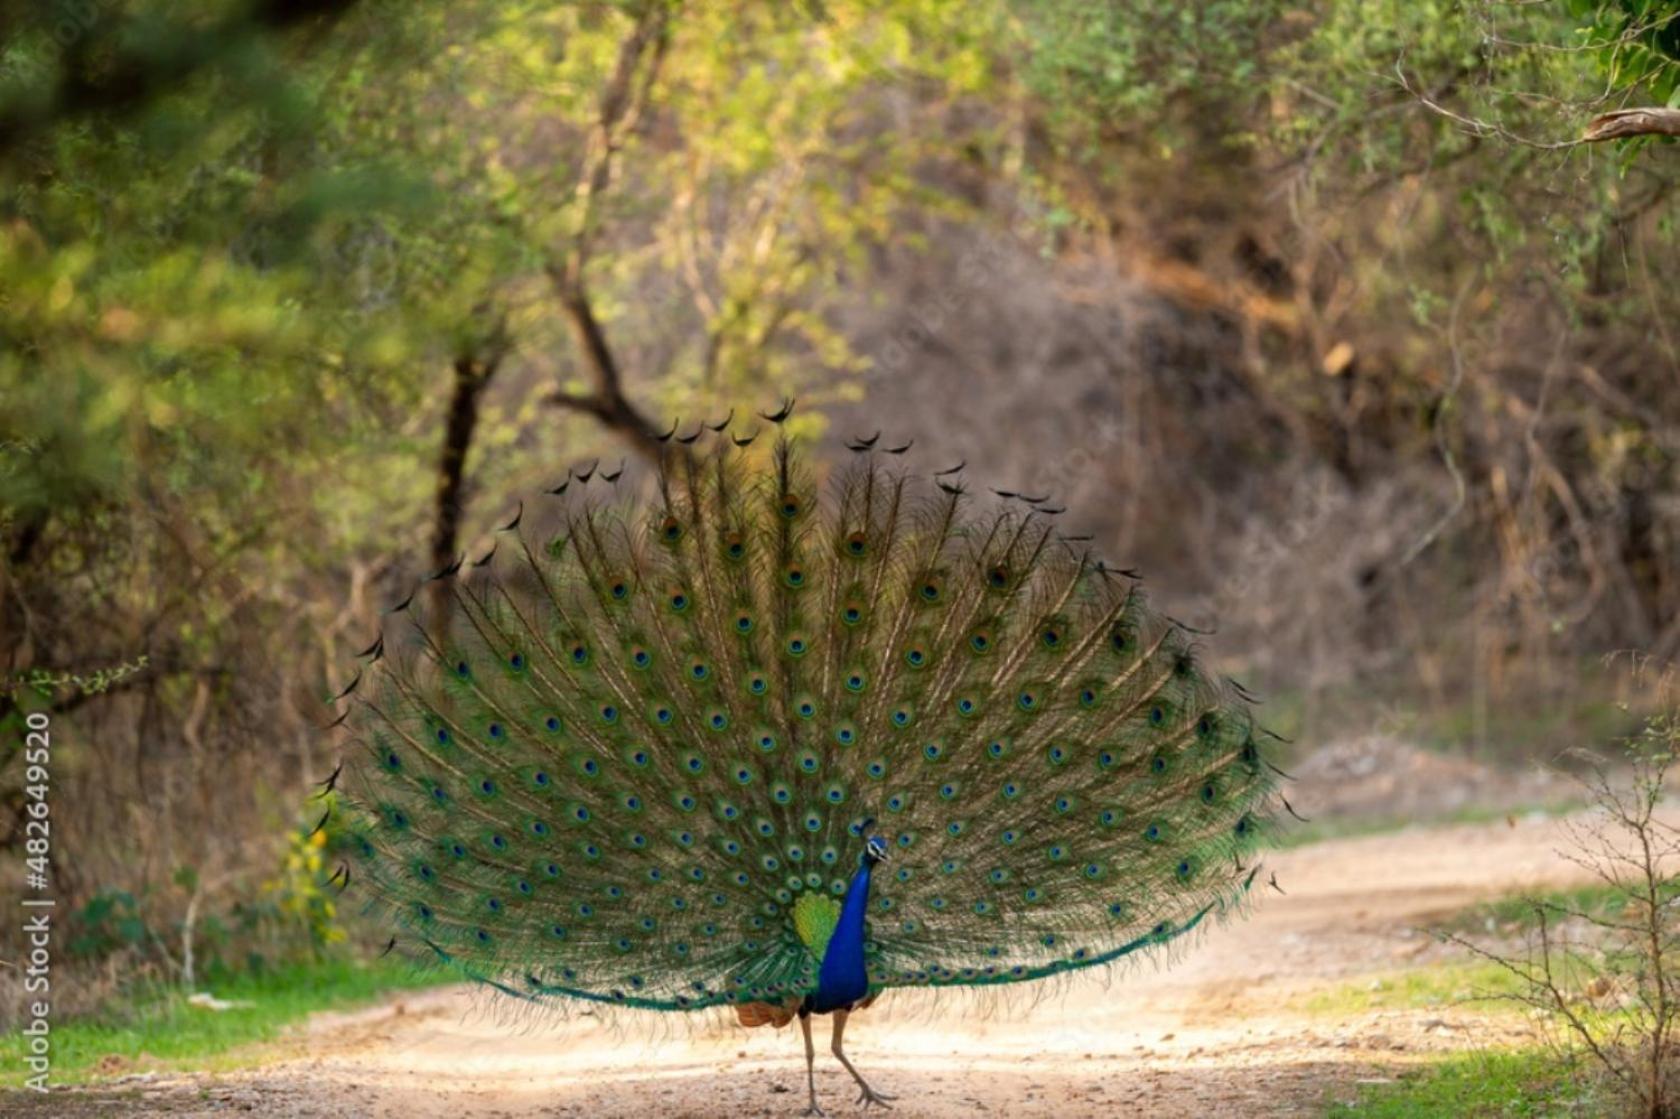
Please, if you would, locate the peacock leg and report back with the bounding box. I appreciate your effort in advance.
[829,1009,896,1110]
[799,1011,824,1117]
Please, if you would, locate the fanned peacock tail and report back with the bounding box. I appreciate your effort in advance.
[338,425,1281,1013]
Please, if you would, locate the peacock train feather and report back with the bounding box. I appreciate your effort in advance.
[337,424,1281,1024]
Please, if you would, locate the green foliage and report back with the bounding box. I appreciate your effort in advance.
[0,957,447,1089]
[1327,1049,1597,1118]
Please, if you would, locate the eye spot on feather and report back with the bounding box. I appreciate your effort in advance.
[918,577,942,604]
[631,648,652,669]
[834,724,856,746]
[798,752,819,774]
[1099,809,1120,827]
[893,708,915,729]
[1000,829,1018,846]
[1148,704,1166,726]
[1144,822,1164,843]
[1200,781,1218,804]
[1079,686,1099,708]
[1175,858,1196,881]
[844,671,866,693]
[568,642,589,666]
[609,581,628,601]
[530,820,549,836]
[544,862,560,878]
[779,493,803,518]
[487,723,504,740]
[939,783,958,800]
[599,704,619,725]
[787,636,808,657]
[383,751,401,771]
[416,903,433,921]
[478,778,496,795]
[489,833,507,850]
[946,821,965,837]
[509,652,526,670]
[1001,782,1021,800]
[1025,887,1044,903]
[1047,744,1068,765]
[669,591,689,613]
[922,741,942,761]
[1235,814,1253,837]
[734,612,754,634]
[1040,625,1062,649]
[1017,690,1039,712]
[968,629,992,654]
[659,514,683,543]
[543,717,560,733]
[844,530,868,557]
[676,794,696,811]
[709,711,729,731]
[987,739,1008,760]
[867,760,886,779]
[582,843,601,860]
[572,805,590,823]
[841,603,864,626]
[435,727,451,744]
[454,661,470,679]
[886,794,905,812]
[904,647,927,668]
[747,673,769,696]
[783,564,807,589]
[1110,627,1133,654]
[723,531,746,561]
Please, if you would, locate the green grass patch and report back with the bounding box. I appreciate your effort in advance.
[1326,1049,1598,1117]
[0,956,451,1089]
[1273,801,1582,851]
[1299,959,1529,1016]
[1429,882,1631,937]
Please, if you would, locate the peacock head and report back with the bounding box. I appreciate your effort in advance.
[863,832,889,866]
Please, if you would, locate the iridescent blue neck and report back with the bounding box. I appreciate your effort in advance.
[811,859,873,1012]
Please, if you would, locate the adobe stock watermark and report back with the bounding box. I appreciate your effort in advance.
[19,710,55,1092]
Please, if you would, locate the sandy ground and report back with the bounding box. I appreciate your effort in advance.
[9,810,1600,1118]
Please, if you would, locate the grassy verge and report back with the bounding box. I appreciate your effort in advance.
[1426,882,1628,937]
[1297,959,1529,1016]
[1326,1049,1599,1117]
[0,957,451,1089]
[1275,800,1582,850]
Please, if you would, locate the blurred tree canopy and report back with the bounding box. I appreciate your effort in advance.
[0,0,1676,992]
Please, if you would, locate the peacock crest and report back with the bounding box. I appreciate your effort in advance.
[338,420,1281,1016]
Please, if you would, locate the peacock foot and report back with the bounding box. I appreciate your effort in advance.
[855,1085,897,1110]
[801,1105,826,1118]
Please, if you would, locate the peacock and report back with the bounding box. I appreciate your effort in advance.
[332,408,1280,1114]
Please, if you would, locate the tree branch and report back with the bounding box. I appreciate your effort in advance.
[428,322,508,616]
[1583,107,1680,142]
[543,3,673,463]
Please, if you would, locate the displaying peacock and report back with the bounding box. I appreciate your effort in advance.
[333,409,1280,1114]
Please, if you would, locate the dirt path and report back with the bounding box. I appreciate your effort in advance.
[16,812,1594,1118]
